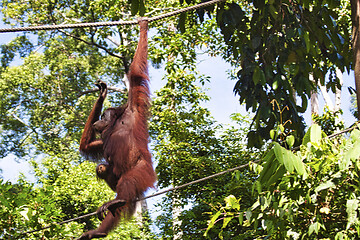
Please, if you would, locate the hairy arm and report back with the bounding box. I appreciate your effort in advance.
[79,81,107,159]
[128,19,149,111]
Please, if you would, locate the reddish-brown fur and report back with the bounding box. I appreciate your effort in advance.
[78,19,156,240]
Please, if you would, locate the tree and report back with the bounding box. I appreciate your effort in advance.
[208,0,353,148]
[149,24,223,238]
[0,1,228,238]
[1,0,359,239]
[1,0,355,151]
[206,124,360,239]
[0,149,154,239]
[351,0,360,119]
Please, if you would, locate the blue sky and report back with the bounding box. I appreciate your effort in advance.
[0,20,357,183]
[0,19,357,235]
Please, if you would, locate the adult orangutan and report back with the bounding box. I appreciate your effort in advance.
[78,19,156,239]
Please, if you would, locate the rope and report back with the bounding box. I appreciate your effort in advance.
[19,122,360,236]
[292,121,360,151]
[148,0,225,22]
[142,160,260,200]
[13,0,228,236]
[20,212,97,235]
[0,0,226,33]
[20,159,256,235]
[327,121,360,138]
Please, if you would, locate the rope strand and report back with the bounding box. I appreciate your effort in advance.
[0,0,226,33]
[14,0,228,236]
[142,160,259,201]
[20,159,256,235]
[19,122,359,236]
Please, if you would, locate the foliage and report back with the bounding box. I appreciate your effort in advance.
[0,150,154,239]
[151,63,261,238]
[313,107,345,135]
[0,0,354,150]
[149,34,221,238]
[0,0,224,238]
[0,0,357,239]
[0,176,82,239]
[0,43,123,158]
[350,93,358,118]
[213,0,352,148]
[206,124,360,239]
[143,8,261,238]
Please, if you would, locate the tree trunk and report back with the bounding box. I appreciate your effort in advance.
[310,74,319,124]
[351,0,360,120]
[334,68,343,112]
[133,197,148,226]
[311,90,319,125]
[318,83,334,111]
[172,196,183,240]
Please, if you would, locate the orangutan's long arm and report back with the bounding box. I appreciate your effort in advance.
[79,81,107,159]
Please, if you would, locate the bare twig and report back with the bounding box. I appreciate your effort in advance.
[58,29,123,59]
[78,86,126,97]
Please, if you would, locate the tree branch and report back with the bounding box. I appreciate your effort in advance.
[78,86,126,97]
[118,30,130,74]
[58,29,123,59]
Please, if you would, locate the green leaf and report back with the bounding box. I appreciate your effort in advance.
[346,199,359,229]
[298,94,308,113]
[273,142,306,175]
[272,79,278,90]
[251,199,260,210]
[245,209,252,220]
[234,170,241,181]
[279,124,285,133]
[139,0,146,16]
[130,0,139,15]
[269,4,278,19]
[205,211,222,236]
[238,212,243,225]
[270,129,276,140]
[286,135,295,148]
[343,146,360,169]
[274,142,294,172]
[252,66,265,85]
[308,222,322,236]
[222,216,232,229]
[303,31,311,53]
[259,161,278,185]
[335,232,345,240]
[350,129,360,144]
[302,124,322,145]
[247,130,263,148]
[266,165,286,186]
[340,129,360,170]
[255,180,262,193]
[258,149,276,184]
[178,12,187,33]
[225,195,240,210]
[315,180,335,193]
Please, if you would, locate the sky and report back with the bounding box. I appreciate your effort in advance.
[0,19,357,183]
[0,15,358,237]
[0,25,242,231]
[0,19,243,182]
